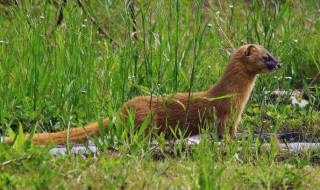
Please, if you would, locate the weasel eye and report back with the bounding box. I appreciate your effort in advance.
[263,57,271,62]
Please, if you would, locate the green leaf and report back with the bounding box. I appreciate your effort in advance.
[15,124,25,152]
[8,128,15,142]
[203,93,238,101]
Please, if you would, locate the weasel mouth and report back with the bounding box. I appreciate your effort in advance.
[266,62,282,71]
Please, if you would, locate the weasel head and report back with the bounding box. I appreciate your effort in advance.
[236,44,282,74]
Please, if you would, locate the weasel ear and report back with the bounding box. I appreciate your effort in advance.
[244,45,257,57]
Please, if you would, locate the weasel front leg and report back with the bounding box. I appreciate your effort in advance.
[217,114,229,139]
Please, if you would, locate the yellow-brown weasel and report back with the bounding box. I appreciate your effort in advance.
[5,44,281,145]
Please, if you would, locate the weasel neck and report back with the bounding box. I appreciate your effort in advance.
[208,61,257,100]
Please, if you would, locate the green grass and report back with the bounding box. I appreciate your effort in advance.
[0,0,320,189]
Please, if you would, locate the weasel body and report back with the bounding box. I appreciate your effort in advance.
[5,44,281,145]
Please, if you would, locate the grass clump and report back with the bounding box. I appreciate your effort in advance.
[0,0,320,189]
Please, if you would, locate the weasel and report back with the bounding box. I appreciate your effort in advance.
[5,44,281,145]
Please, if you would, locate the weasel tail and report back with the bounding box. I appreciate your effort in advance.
[4,44,281,145]
[5,119,109,145]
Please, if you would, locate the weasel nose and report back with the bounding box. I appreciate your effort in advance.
[276,62,282,69]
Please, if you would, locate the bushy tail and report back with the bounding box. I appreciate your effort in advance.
[5,119,109,145]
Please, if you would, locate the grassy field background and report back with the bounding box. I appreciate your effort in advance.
[0,0,320,189]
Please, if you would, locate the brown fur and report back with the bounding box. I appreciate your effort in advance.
[5,44,281,145]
